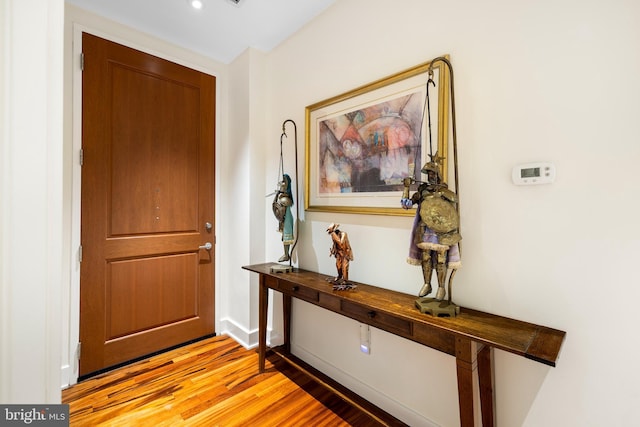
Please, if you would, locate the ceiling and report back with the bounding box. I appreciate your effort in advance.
[66,0,336,64]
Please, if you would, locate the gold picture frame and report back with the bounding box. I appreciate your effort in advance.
[305,56,451,216]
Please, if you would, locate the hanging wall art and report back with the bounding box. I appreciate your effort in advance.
[305,56,451,216]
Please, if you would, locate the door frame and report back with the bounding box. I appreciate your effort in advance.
[67,23,222,386]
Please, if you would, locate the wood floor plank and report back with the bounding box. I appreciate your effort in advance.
[62,335,406,426]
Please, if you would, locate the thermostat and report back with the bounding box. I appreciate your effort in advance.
[512,162,556,185]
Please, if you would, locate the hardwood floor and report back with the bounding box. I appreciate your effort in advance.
[62,335,406,426]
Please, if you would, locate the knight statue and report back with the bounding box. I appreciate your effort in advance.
[401,153,462,315]
[272,174,295,263]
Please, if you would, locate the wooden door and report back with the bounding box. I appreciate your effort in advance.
[79,33,216,377]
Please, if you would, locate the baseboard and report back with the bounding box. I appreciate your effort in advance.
[60,364,72,389]
[291,343,440,427]
[218,317,255,348]
[218,317,283,349]
[268,347,408,426]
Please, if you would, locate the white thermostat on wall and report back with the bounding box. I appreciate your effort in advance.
[512,162,556,185]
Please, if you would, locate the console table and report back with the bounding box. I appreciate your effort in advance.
[243,263,565,427]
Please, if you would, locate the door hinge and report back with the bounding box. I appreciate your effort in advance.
[78,245,83,263]
[80,52,84,71]
[79,148,84,166]
[76,342,81,360]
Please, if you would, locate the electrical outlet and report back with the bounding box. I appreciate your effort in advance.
[360,323,371,355]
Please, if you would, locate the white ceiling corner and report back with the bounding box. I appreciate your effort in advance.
[66,0,336,64]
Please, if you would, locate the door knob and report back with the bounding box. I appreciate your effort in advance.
[199,242,212,251]
[205,222,212,231]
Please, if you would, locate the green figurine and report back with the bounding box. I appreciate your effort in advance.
[272,174,295,263]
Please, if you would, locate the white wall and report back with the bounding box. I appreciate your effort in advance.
[219,47,271,346]
[0,0,64,403]
[259,0,640,425]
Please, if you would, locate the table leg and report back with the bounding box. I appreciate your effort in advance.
[258,274,268,373]
[478,345,495,427]
[283,293,292,354]
[455,337,477,427]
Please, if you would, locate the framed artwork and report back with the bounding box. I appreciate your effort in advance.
[305,57,450,216]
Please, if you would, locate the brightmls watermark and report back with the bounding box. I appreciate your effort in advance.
[0,405,69,426]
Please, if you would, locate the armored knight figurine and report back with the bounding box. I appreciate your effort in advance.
[272,174,294,262]
[401,153,461,311]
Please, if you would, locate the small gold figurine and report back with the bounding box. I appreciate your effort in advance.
[402,153,461,315]
[326,223,356,290]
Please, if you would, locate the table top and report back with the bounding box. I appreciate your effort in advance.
[244,263,566,367]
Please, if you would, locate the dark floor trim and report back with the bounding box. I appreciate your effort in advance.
[78,333,217,382]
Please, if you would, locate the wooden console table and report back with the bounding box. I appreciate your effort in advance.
[243,263,565,427]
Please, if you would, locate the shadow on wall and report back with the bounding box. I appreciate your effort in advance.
[495,349,552,425]
[295,219,321,274]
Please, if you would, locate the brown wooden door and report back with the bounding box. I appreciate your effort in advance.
[79,33,216,377]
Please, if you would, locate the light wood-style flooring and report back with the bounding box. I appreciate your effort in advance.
[62,335,406,426]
